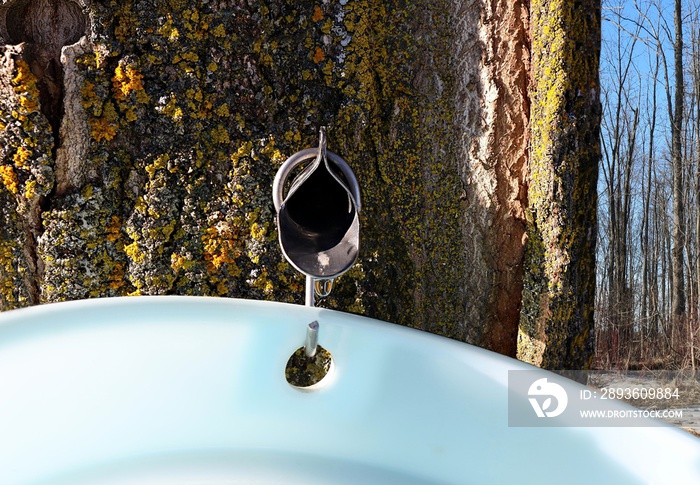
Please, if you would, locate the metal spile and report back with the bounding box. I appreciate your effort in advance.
[273,128,361,280]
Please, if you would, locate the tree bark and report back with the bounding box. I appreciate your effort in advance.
[0,0,483,342]
[522,0,601,369]
[0,0,598,364]
[461,0,529,356]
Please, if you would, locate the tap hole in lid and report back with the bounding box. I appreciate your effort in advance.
[285,345,333,389]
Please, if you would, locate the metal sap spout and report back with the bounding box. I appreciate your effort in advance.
[273,129,361,302]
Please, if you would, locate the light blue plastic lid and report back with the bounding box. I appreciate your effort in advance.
[1,296,699,484]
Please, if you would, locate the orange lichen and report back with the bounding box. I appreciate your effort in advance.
[108,262,126,290]
[202,224,242,274]
[89,101,118,141]
[105,216,122,243]
[81,80,98,111]
[112,63,148,103]
[89,117,117,141]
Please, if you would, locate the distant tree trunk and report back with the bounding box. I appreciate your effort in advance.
[597,8,641,367]
[641,53,660,358]
[0,0,599,364]
[670,0,686,318]
[696,37,700,323]
[522,0,601,369]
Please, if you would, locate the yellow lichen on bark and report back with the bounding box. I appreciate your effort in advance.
[0,0,522,354]
[11,60,40,116]
[112,64,145,99]
[0,166,19,194]
[0,48,57,309]
[524,0,601,369]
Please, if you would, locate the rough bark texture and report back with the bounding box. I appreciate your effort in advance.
[521,0,601,369]
[0,0,597,364]
[470,0,529,356]
[0,0,476,339]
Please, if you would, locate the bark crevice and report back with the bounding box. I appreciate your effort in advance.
[0,0,89,305]
[1,0,87,161]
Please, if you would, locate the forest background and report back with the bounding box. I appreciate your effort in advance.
[598,0,700,372]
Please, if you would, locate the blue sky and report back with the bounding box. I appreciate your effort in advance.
[597,0,700,184]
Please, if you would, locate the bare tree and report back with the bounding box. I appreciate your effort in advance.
[595,0,700,369]
[640,50,660,360]
[600,5,642,363]
[670,0,686,318]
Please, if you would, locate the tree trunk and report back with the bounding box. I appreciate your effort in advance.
[670,0,686,318]
[523,0,601,369]
[0,0,598,364]
[696,39,700,324]
[462,0,529,356]
[0,0,452,325]
[642,53,660,353]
